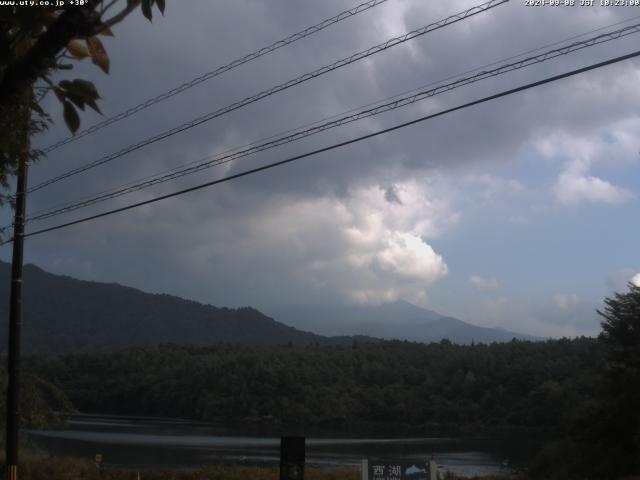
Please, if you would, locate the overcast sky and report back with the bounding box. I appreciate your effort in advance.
[2,0,640,337]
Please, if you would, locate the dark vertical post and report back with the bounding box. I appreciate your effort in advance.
[280,436,305,480]
[5,155,28,480]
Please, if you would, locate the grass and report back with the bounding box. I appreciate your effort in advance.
[7,454,531,480]
[11,455,360,480]
[3,450,523,480]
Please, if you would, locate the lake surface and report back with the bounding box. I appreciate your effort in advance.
[26,414,541,477]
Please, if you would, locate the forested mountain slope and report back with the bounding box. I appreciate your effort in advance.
[0,261,364,352]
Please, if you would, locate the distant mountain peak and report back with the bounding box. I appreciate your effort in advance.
[266,301,541,344]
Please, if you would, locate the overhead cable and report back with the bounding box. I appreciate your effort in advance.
[9,48,639,243]
[41,0,391,154]
[24,22,640,223]
[28,0,510,194]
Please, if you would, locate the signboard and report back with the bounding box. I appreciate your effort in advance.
[363,459,436,480]
[280,436,305,480]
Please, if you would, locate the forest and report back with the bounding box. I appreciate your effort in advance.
[22,338,602,431]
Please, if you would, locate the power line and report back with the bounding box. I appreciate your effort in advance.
[28,13,640,221]
[9,48,639,244]
[40,0,391,154]
[28,0,510,194]
[33,11,640,210]
[9,13,640,228]
[24,21,640,223]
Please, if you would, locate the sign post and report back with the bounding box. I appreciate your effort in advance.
[280,436,305,480]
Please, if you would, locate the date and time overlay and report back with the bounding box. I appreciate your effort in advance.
[526,0,640,6]
[1,0,640,8]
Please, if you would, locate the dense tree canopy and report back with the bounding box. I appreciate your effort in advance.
[593,283,640,477]
[0,365,75,432]
[531,284,640,480]
[25,338,602,432]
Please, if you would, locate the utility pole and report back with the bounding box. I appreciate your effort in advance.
[5,101,30,480]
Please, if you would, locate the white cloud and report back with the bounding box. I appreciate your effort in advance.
[293,182,451,306]
[468,274,498,290]
[450,294,600,338]
[346,230,447,305]
[554,172,635,206]
[164,180,454,308]
[537,122,640,207]
[456,174,525,210]
[605,270,640,292]
[463,174,523,196]
[554,293,579,310]
[631,273,640,287]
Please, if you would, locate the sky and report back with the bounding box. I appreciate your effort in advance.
[2,0,640,338]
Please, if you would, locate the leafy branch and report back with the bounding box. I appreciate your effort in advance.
[0,0,166,206]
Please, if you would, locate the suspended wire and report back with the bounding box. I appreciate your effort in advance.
[11,13,640,226]
[23,21,640,224]
[7,48,639,244]
[40,0,391,154]
[28,0,510,194]
[22,12,640,224]
[31,10,640,213]
[21,19,640,221]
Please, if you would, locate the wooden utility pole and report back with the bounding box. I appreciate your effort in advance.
[5,103,30,480]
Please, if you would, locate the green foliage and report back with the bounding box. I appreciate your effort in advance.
[0,365,76,431]
[62,99,80,134]
[599,283,640,391]
[528,438,582,480]
[588,283,640,477]
[57,79,102,115]
[141,0,153,21]
[2,454,359,480]
[531,283,640,479]
[0,86,47,209]
[0,1,165,206]
[24,338,602,431]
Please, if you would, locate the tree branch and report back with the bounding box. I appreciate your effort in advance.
[94,0,141,34]
[0,2,101,113]
[101,0,120,15]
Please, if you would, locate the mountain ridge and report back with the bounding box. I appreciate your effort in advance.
[0,261,374,352]
[0,260,539,351]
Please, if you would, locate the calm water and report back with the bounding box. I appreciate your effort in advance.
[26,414,542,477]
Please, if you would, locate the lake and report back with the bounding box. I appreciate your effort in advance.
[26,414,542,477]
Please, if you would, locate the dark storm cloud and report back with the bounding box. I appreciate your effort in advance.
[27,0,640,199]
[5,0,639,332]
